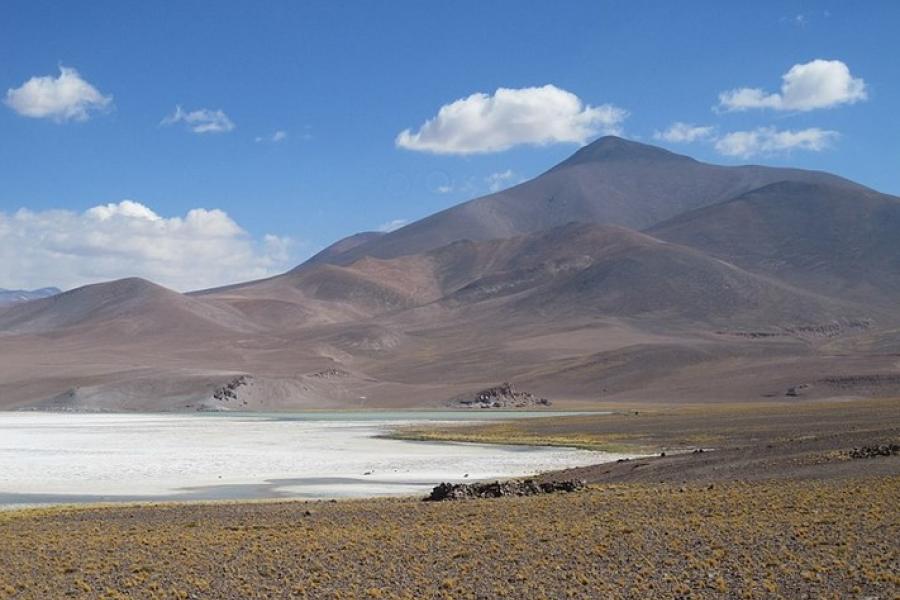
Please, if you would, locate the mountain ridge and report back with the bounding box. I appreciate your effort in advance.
[304,136,870,267]
[0,287,61,306]
[2,137,899,411]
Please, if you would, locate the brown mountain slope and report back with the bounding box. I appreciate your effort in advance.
[435,223,866,328]
[0,278,253,337]
[304,231,386,264]
[648,181,900,307]
[212,221,868,330]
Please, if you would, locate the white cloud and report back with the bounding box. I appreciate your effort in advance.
[161,105,235,134]
[0,201,292,292]
[4,66,112,122]
[377,219,409,233]
[780,11,829,27]
[653,122,715,143]
[718,59,867,112]
[485,169,516,192]
[396,85,628,154]
[256,130,287,143]
[434,185,453,194]
[714,126,839,158]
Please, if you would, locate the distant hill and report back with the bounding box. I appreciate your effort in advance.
[0,287,60,306]
[0,278,251,337]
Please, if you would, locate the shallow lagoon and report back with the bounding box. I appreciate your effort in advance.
[0,411,627,506]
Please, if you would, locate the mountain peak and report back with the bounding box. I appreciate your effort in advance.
[552,136,693,171]
[0,286,62,306]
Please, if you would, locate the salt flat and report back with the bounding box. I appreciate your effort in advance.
[0,412,623,506]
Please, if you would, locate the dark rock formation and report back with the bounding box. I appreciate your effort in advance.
[785,383,811,397]
[424,478,585,501]
[452,382,551,409]
[309,368,351,379]
[820,374,900,389]
[847,444,900,459]
[212,375,251,402]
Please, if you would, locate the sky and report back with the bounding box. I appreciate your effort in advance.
[1,1,898,291]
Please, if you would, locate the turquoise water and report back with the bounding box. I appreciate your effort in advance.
[200,410,602,422]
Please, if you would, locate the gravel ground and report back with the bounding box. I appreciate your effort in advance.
[0,477,897,599]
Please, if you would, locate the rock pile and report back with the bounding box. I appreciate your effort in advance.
[309,368,351,379]
[212,375,251,402]
[453,382,551,408]
[785,383,811,397]
[847,444,900,459]
[425,478,585,501]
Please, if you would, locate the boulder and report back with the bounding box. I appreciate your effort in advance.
[425,478,585,501]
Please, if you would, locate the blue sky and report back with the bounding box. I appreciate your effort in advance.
[1,1,898,291]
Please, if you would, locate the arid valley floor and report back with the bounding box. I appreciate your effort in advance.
[1,399,897,599]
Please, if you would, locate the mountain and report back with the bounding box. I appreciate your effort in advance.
[304,231,386,265]
[428,223,861,327]
[0,278,252,337]
[2,138,899,411]
[310,136,865,265]
[0,287,60,306]
[649,180,900,308]
[209,221,859,330]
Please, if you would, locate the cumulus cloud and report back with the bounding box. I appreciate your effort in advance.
[486,170,516,192]
[717,59,866,112]
[714,126,839,158]
[4,66,112,122]
[0,201,292,291]
[256,130,287,143]
[161,105,235,133]
[653,122,715,143]
[377,219,409,233]
[396,85,628,154]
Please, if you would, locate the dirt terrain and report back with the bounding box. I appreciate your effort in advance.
[0,478,896,599]
[395,398,900,483]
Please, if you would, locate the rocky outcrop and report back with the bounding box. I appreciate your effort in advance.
[820,374,900,389]
[847,444,899,459]
[452,382,551,408]
[717,320,873,340]
[308,368,351,379]
[425,478,585,501]
[212,375,251,402]
[785,383,812,397]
